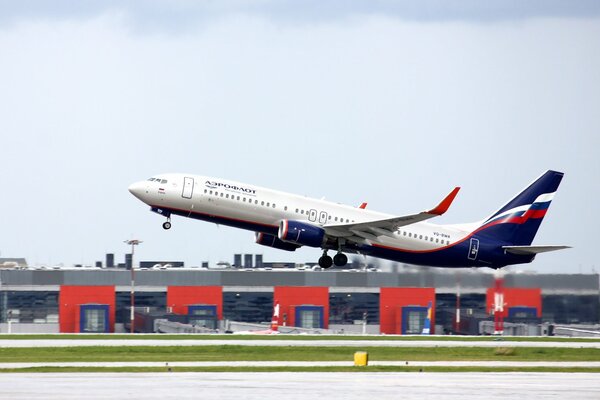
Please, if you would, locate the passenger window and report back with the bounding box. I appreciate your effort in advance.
[408,233,412,238]
[284,206,288,211]
[237,196,240,201]
[161,179,167,184]
[204,189,207,194]
[255,200,258,205]
[220,193,224,197]
[301,210,304,215]
[425,236,428,241]
[209,190,213,195]
[243,198,246,202]
[334,217,338,221]
[261,201,265,206]
[419,235,423,240]
[295,208,299,213]
[435,238,439,243]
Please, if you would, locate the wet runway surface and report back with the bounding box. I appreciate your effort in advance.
[0,372,598,399]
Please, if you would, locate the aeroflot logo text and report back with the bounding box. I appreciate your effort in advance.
[205,181,256,194]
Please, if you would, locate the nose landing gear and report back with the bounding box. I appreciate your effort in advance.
[162,218,172,230]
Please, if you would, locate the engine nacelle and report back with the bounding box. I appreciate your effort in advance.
[278,220,325,248]
[255,232,301,252]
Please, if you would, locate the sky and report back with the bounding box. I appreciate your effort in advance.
[1,1,599,273]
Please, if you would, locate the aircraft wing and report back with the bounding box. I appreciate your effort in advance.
[324,187,460,240]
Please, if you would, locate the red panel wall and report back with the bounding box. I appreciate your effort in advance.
[380,288,435,334]
[167,286,223,318]
[274,286,329,328]
[486,287,542,318]
[59,286,116,333]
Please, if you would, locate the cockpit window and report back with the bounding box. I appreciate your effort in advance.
[147,177,168,183]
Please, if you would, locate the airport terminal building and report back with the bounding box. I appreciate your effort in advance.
[1,263,598,335]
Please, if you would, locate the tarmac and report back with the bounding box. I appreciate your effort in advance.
[0,372,598,399]
[1,360,600,369]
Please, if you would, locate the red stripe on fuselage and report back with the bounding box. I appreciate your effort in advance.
[370,207,548,255]
[372,242,454,254]
[150,204,279,230]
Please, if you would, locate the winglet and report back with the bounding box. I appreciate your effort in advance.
[359,202,368,209]
[426,187,460,215]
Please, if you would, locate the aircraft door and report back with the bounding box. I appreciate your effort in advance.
[318,211,328,225]
[182,177,194,199]
[308,209,317,222]
[468,238,479,260]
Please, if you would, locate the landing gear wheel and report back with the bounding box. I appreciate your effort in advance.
[162,221,172,230]
[318,255,333,269]
[333,253,348,267]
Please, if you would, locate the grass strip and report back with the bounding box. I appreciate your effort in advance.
[0,334,598,342]
[1,346,599,363]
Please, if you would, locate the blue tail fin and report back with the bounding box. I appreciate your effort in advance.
[477,170,564,245]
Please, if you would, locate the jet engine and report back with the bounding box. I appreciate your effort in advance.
[255,232,301,251]
[278,220,325,248]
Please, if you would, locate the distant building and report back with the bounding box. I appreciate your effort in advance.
[0,258,27,268]
[139,261,184,269]
[244,254,253,268]
[0,266,598,334]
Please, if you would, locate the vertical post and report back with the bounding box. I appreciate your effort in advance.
[454,273,461,333]
[493,270,505,335]
[130,244,135,334]
[124,239,142,334]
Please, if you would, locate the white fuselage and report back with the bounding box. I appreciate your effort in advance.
[129,173,468,252]
[128,170,565,269]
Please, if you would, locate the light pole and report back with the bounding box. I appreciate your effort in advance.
[124,239,142,334]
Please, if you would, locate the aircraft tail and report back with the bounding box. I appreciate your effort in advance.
[476,170,564,246]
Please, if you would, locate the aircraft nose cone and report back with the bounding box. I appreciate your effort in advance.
[128,181,147,201]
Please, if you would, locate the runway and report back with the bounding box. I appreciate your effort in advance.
[0,372,598,399]
[1,339,599,348]
[1,361,600,369]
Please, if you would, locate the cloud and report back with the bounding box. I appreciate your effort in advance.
[0,5,598,271]
[1,0,599,33]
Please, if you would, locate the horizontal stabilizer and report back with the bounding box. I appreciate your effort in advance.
[502,245,571,255]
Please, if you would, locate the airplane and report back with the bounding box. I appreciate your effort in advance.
[128,170,569,269]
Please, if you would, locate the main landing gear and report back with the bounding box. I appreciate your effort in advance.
[162,218,172,230]
[318,250,348,269]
